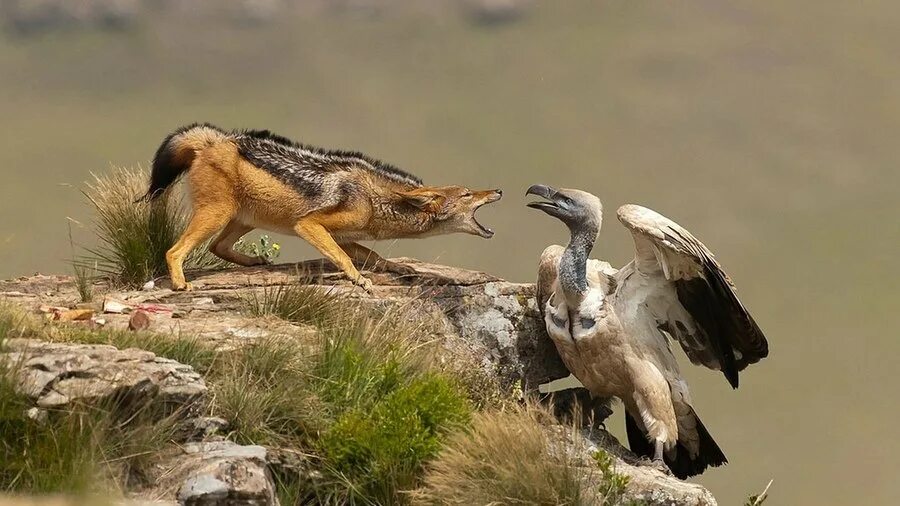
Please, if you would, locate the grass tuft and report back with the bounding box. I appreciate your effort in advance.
[0,302,38,344]
[78,166,226,287]
[245,280,346,328]
[413,404,635,506]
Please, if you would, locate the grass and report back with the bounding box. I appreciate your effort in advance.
[0,330,183,497]
[78,166,227,287]
[244,279,346,328]
[413,404,636,506]
[72,260,96,303]
[228,294,474,505]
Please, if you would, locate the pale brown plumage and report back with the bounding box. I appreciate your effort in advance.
[528,185,769,479]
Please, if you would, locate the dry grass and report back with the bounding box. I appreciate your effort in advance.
[244,279,346,328]
[413,403,633,506]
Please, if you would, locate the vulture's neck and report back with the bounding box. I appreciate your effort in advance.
[559,226,597,308]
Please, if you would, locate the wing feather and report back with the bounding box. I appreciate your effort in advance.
[617,204,769,388]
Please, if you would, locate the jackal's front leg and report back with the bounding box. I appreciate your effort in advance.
[339,242,417,277]
[294,219,373,291]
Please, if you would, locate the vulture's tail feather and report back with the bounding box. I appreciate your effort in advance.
[625,410,727,479]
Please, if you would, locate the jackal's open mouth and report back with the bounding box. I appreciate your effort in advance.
[472,212,494,238]
[472,190,502,238]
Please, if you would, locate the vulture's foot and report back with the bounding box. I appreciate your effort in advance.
[651,459,673,476]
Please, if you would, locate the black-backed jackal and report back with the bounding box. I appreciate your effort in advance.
[140,124,502,291]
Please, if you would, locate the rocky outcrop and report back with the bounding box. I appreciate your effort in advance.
[0,259,717,505]
[0,338,207,417]
[1,259,571,394]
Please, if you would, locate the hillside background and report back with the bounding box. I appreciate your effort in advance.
[0,1,897,503]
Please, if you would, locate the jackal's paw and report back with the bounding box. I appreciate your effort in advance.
[353,275,374,292]
[172,281,193,292]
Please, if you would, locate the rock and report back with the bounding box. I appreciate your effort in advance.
[144,441,277,506]
[0,339,207,418]
[103,296,133,314]
[183,416,231,441]
[552,426,718,506]
[129,310,151,331]
[24,407,48,424]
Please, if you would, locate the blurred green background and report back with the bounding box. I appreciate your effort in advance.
[0,1,897,503]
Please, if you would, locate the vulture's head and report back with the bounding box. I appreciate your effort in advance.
[525,184,603,235]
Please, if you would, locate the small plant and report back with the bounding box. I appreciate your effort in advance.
[745,479,773,506]
[593,450,631,505]
[234,234,281,263]
[0,302,37,344]
[78,166,226,287]
[72,260,97,303]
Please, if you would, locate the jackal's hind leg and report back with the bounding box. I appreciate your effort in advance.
[209,220,268,267]
[339,242,417,277]
[294,219,373,291]
[167,206,234,291]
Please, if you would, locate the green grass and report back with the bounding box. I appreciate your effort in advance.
[225,299,473,505]
[78,166,228,287]
[0,302,37,344]
[0,338,182,497]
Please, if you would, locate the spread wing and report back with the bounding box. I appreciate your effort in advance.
[536,245,565,320]
[616,204,769,388]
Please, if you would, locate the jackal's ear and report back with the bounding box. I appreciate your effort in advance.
[397,191,441,210]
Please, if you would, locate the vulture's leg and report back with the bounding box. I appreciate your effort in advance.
[654,439,665,461]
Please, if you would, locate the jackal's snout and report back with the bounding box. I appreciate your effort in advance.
[464,188,502,238]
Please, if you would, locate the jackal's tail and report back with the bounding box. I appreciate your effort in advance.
[137,123,227,202]
[625,409,727,479]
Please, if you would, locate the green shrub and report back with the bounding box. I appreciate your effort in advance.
[319,375,470,504]
[210,337,323,447]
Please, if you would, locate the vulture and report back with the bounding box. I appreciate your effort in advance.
[526,184,769,479]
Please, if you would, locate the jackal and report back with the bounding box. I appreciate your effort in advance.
[140,124,502,291]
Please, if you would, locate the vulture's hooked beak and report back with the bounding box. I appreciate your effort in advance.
[526,184,568,217]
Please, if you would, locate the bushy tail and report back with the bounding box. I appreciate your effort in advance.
[137,123,226,202]
[625,409,727,479]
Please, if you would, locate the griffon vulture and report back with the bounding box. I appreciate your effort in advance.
[526,184,768,478]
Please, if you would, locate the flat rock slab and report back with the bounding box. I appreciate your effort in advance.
[1,338,206,416]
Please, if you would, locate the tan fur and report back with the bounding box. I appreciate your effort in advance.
[163,131,501,291]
